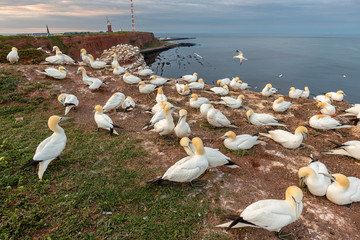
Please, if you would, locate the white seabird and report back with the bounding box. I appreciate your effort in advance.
[20,115,70,180]
[317,102,336,116]
[137,66,153,77]
[309,115,351,130]
[289,87,304,99]
[217,95,244,109]
[246,109,286,126]
[328,90,346,101]
[152,104,176,136]
[323,140,360,160]
[138,81,159,94]
[103,92,126,112]
[233,50,248,65]
[208,85,229,96]
[76,67,103,89]
[261,83,277,97]
[207,106,238,128]
[272,97,292,113]
[150,75,169,86]
[188,78,205,90]
[94,105,121,135]
[52,46,75,64]
[80,48,90,65]
[176,83,191,96]
[112,53,120,69]
[217,78,231,87]
[7,47,19,64]
[200,103,214,119]
[260,126,308,149]
[174,109,191,138]
[45,51,65,65]
[156,88,167,103]
[113,66,126,75]
[122,96,135,112]
[123,72,142,84]
[36,66,67,80]
[301,86,310,98]
[88,54,108,69]
[181,73,198,82]
[143,101,167,130]
[190,94,211,108]
[58,93,79,115]
[229,77,242,90]
[314,93,332,104]
[220,131,261,150]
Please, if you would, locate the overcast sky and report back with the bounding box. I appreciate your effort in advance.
[0,0,359,35]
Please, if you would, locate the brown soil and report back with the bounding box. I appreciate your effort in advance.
[5,62,360,240]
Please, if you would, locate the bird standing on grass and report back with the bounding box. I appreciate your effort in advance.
[7,47,19,64]
[94,105,121,135]
[58,93,79,115]
[20,115,70,180]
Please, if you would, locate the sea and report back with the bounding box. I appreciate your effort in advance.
[145,33,360,103]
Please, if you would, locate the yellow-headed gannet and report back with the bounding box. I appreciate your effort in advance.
[20,115,70,180]
[207,106,238,128]
[80,48,90,65]
[298,157,331,196]
[260,126,307,149]
[289,87,304,99]
[45,51,65,65]
[323,140,360,160]
[217,78,231,87]
[217,94,244,109]
[94,105,121,135]
[103,92,125,112]
[246,109,286,126]
[188,78,205,90]
[76,67,103,89]
[143,101,167,130]
[317,102,336,116]
[152,104,176,136]
[181,72,198,82]
[112,53,120,69]
[123,72,142,84]
[314,93,332,104]
[88,54,108,69]
[261,83,277,97]
[216,186,303,237]
[122,96,135,112]
[230,77,242,90]
[343,104,360,117]
[180,137,238,169]
[322,173,360,205]
[176,82,191,96]
[309,115,351,130]
[156,88,167,103]
[52,46,75,64]
[237,79,250,90]
[233,50,248,65]
[149,100,174,114]
[301,86,310,98]
[174,109,191,138]
[150,75,169,86]
[220,131,261,150]
[208,85,229,96]
[58,93,79,115]
[328,90,346,101]
[190,94,211,108]
[149,137,208,184]
[137,66,153,76]
[138,81,159,94]
[36,66,67,80]
[272,97,292,113]
[200,103,214,118]
[113,66,125,75]
[7,47,19,64]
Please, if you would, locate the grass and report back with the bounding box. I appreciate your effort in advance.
[0,67,219,239]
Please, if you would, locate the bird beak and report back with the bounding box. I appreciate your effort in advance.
[299,177,306,188]
[60,117,71,122]
[218,135,227,140]
[76,70,81,74]
[177,115,184,124]
[303,132,307,140]
[319,173,336,182]
[292,196,300,218]
[171,106,181,110]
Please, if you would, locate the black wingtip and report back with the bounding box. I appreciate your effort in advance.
[146,176,163,184]
[224,160,239,166]
[19,160,39,170]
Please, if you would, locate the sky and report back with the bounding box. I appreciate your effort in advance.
[0,0,359,35]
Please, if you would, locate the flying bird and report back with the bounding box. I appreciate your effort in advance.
[233,50,248,65]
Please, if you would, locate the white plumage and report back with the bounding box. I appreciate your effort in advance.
[217,95,244,109]
[45,52,65,65]
[188,78,205,90]
[88,54,107,69]
[7,47,19,64]
[137,66,153,76]
[323,173,360,205]
[152,104,175,136]
[138,81,158,94]
[261,83,277,97]
[36,66,67,80]
[190,94,211,108]
[58,93,79,115]
[80,49,90,65]
[113,66,126,75]
[314,93,332,104]
[323,140,360,160]
[94,105,120,135]
[200,103,214,119]
[112,53,120,68]
[123,72,142,84]
[103,92,125,112]
[260,126,307,149]
[176,82,191,95]
[233,50,248,65]
[246,109,286,126]
[76,67,103,89]
[155,88,167,103]
[122,96,135,112]
[174,109,191,138]
[289,87,304,99]
[217,78,231,87]
[150,75,169,86]
[317,102,335,116]
[309,115,351,130]
[272,97,292,113]
[52,46,75,64]
[207,107,238,128]
[181,73,198,82]
[220,131,261,150]
[143,102,167,130]
[301,87,310,98]
[208,85,229,96]
[328,90,346,101]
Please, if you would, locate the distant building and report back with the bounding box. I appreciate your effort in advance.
[107,16,113,33]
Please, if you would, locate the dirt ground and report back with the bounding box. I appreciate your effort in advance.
[9,62,360,240]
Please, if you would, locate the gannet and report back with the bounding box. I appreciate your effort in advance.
[328,90,346,101]
[207,106,238,128]
[138,66,153,76]
[298,158,331,196]
[181,73,198,82]
[180,137,238,169]
[176,83,190,95]
[220,131,261,150]
[217,78,231,87]
[261,83,277,97]
[80,48,90,65]
[289,87,304,99]
[200,103,214,119]
[52,46,75,64]
[138,81,159,94]
[45,51,65,65]
[272,97,292,113]
[233,50,248,65]
[143,101,167,130]
[20,115,70,180]
[188,78,205,90]
[36,66,67,80]
[112,53,120,68]
[237,79,250,90]
[113,66,125,75]
[94,105,121,135]
[88,54,107,69]
[57,93,79,115]
[149,101,174,114]
[123,72,141,84]
[309,115,351,130]
[190,94,211,108]
[323,140,360,160]
[229,77,242,90]
[260,126,307,149]
[152,104,175,136]
[317,102,336,116]
[174,109,191,138]
[216,186,303,237]
[156,88,167,103]
[76,67,103,89]
[322,173,360,205]
[246,109,286,126]
[103,92,125,112]
[7,47,19,64]
[150,75,169,86]
[218,95,244,109]
[301,87,310,98]
[344,104,360,117]
[122,96,135,112]
[314,93,332,104]
[208,85,229,96]
[149,137,208,184]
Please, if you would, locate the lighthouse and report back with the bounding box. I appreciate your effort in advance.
[106,16,113,33]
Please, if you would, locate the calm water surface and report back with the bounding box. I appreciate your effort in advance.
[146,34,360,103]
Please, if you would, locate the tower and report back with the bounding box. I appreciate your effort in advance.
[130,0,135,31]
[46,24,50,36]
[106,16,113,33]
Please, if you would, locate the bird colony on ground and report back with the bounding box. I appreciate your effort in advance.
[7,46,360,239]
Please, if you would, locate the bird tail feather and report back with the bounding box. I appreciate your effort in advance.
[19,160,39,170]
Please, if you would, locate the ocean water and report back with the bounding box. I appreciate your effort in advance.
[146,34,360,103]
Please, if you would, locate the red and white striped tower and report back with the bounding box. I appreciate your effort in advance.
[130,0,135,31]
